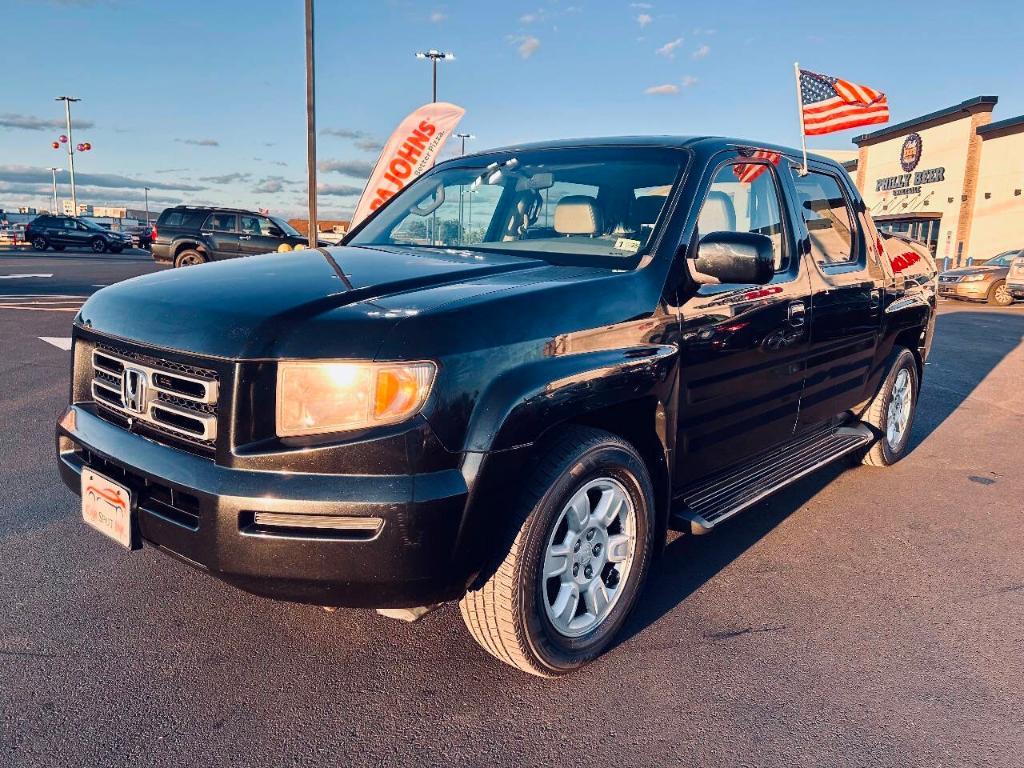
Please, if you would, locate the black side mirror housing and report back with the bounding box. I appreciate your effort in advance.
[268,227,284,237]
[692,231,774,285]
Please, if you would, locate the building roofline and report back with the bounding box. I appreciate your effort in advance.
[977,114,1024,139]
[853,96,998,146]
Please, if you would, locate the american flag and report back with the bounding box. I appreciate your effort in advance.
[734,150,781,184]
[799,69,889,136]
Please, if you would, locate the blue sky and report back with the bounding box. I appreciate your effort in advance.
[3,0,1022,219]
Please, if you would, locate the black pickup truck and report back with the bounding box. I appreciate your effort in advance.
[56,137,936,676]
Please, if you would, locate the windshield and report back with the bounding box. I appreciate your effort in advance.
[271,216,302,237]
[348,147,686,265]
[985,251,1020,267]
[79,219,103,231]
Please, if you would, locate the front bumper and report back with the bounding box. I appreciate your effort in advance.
[937,279,992,301]
[57,405,473,608]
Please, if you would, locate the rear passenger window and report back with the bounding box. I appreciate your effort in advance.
[697,159,787,273]
[793,172,856,265]
[204,213,237,232]
[162,212,185,227]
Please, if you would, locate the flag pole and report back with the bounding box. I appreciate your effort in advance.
[793,62,809,176]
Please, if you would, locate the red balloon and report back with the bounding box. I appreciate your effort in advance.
[52,142,60,149]
[83,142,92,150]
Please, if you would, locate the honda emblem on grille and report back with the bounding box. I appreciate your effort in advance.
[122,366,148,414]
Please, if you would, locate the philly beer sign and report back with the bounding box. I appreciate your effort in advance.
[875,133,945,197]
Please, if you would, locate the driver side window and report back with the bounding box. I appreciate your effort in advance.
[696,159,787,273]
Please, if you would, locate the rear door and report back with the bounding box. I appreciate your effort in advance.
[790,164,883,429]
[201,213,240,259]
[676,152,813,484]
[238,214,284,256]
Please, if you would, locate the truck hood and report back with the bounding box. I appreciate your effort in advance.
[77,245,550,359]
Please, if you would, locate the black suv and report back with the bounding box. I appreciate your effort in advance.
[25,215,133,253]
[151,206,316,267]
[57,137,937,676]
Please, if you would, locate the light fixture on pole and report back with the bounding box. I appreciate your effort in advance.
[456,132,474,156]
[304,0,318,248]
[48,167,62,214]
[55,96,81,214]
[414,49,454,103]
[143,186,151,225]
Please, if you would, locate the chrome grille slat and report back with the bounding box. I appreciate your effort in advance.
[88,345,220,453]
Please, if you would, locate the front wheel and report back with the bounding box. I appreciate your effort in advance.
[31,236,48,251]
[174,249,207,268]
[988,281,1014,307]
[862,347,920,466]
[90,237,107,253]
[459,426,655,677]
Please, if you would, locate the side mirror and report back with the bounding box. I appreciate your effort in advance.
[268,226,284,237]
[692,231,774,285]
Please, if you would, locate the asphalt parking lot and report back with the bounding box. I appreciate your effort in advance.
[2,251,1023,767]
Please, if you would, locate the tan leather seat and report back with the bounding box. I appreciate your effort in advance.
[697,191,736,234]
[554,195,603,236]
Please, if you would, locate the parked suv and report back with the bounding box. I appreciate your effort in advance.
[57,137,937,676]
[937,249,1020,306]
[151,206,317,267]
[1003,253,1024,302]
[25,215,133,253]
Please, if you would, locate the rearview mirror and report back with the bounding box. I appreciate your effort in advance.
[691,231,774,285]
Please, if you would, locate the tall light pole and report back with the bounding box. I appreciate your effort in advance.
[456,132,474,156]
[143,186,151,225]
[304,0,318,248]
[455,133,474,245]
[48,167,62,214]
[415,49,454,102]
[55,96,80,214]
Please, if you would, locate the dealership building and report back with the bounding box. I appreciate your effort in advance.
[847,96,1023,267]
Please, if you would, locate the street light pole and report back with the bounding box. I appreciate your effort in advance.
[48,167,61,214]
[56,96,80,214]
[455,133,474,244]
[304,0,318,248]
[414,50,454,103]
[144,186,151,225]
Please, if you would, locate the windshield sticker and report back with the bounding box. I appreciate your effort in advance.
[614,238,641,253]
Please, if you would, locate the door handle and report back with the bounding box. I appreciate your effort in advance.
[788,301,806,327]
[238,235,251,240]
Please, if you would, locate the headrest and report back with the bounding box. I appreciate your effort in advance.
[698,191,736,234]
[629,195,666,231]
[554,195,603,235]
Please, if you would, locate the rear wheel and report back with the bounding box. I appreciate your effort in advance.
[90,237,107,253]
[988,281,1013,307]
[31,236,48,251]
[862,347,919,466]
[459,426,655,676]
[174,249,207,268]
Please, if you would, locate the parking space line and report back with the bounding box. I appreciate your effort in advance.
[39,337,73,350]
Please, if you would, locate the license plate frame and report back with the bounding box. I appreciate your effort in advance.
[81,468,138,549]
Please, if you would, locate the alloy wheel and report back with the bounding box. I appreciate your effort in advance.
[541,477,637,638]
[886,368,913,448]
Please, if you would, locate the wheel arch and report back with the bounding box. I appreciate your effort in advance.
[172,239,206,258]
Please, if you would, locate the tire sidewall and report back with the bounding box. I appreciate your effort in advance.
[175,249,205,268]
[875,349,919,462]
[518,442,654,674]
[989,281,1013,307]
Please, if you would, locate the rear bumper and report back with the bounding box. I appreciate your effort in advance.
[57,405,474,608]
[151,242,172,262]
[1007,282,1024,299]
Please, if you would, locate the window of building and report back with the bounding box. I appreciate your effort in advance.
[793,172,856,265]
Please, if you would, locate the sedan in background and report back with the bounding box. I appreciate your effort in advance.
[937,249,1021,306]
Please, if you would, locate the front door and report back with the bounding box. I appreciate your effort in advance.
[238,214,285,256]
[789,164,882,429]
[676,153,812,485]
[201,212,240,259]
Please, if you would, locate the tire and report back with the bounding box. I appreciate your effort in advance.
[174,249,207,268]
[862,346,920,467]
[459,426,656,677]
[31,236,48,251]
[987,281,1013,307]
[90,237,107,253]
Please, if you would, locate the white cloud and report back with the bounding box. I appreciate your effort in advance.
[430,10,446,22]
[512,35,541,58]
[655,37,683,57]
[637,13,652,27]
[681,75,698,87]
[520,12,538,22]
[630,2,653,7]
[692,44,710,59]
[645,84,679,95]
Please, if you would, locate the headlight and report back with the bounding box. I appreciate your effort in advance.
[960,273,989,282]
[276,360,436,437]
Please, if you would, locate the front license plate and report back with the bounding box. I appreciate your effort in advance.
[81,469,134,549]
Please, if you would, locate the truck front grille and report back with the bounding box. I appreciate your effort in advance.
[89,343,220,456]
